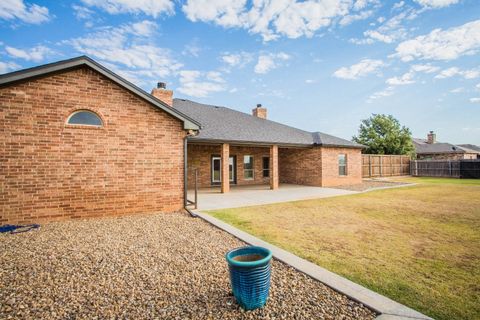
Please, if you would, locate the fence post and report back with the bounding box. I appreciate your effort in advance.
[369,155,372,178]
[400,156,403,176]
[448,161,452,177]
[380,156,383,177]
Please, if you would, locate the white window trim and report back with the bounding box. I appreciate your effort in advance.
[244,155,255,180]
[66,110,103,127]
[339,154,348,176]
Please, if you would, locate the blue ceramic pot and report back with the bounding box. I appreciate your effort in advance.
[226,246,272,310]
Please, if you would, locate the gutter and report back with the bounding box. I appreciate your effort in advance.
[184,131,198,217]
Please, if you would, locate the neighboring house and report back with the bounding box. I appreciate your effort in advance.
[0,56,363,225]
[413,131,480,160]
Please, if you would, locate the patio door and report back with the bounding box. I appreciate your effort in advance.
[211,156,236,185]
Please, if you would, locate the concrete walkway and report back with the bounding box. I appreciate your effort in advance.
[187,183,357,210]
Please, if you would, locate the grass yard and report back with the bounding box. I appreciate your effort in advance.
[207,178,480,320]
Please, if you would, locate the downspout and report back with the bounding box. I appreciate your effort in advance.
[184,130,198,217]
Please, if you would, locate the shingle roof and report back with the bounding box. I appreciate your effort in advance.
[0,56,200,130]
[413,138,466,154]
[458,144,480,153]
[173,99,363,148]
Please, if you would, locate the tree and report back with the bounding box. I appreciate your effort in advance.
[352,114,415,156]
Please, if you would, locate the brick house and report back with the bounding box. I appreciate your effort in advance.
[413,131,480,160]
[1,56,363,225]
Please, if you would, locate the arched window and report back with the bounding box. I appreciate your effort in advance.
[67,110,103,127]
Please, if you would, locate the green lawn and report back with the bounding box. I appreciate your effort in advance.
[207,178,480,320]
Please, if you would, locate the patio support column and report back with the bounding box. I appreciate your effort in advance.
[221,143,230,193]
[270,145,279,190]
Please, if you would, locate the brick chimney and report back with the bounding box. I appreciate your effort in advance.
[427,131,436,144]
[252,104,267,119]
[151,82,173,107]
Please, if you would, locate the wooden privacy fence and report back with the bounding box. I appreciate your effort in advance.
[362,154,411,178]
[411,159,480,178]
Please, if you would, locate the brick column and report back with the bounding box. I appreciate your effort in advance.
[270,145,279,190]
[221,143,230,193]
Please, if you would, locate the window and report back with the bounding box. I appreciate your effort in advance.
[262,157,270,178]
[67,110,103,127]
[244,155,254,180]
[338,154,347,176]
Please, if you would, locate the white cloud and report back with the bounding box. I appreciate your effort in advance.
[351,9,413,44]
[393,20,480,61]
[67,21,181,84]
[410,64,439,73]
[305,79,315,84]
[206,71,224,83]
[363,30,394,43]
[450,87,464,93]
[128,20,157,36]
[72,5,94,20]
[339,10,373,26]
[392,1,405,9]
[0,0,50,24]
[435,67,480,79]
[367,86,394,103]
[476,83,480,91]
[386,72,415,85]
[81,0,174,18]
[0,60,20,74]
[182,39,201,57]
[221,52,253,67]
[183,0,354,41]
[470,97,480,103]
[385,63,439,86]
[254,52,290,74]
[5,45,53,62]
[177,70,225,97]
[333,59,384,79]
[413,0,459,8]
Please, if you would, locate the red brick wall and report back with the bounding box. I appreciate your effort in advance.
[279,148,323,186]
[279,147,362,187]
[0,67,186,225]
[320,147,362,186]
[187,144,270,188]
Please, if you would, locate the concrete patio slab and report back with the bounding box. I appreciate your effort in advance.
[187,183,357,210]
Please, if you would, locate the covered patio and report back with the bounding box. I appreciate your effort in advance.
[186,183,357,210]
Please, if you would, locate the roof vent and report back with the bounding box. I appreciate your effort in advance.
[157,82,166,89]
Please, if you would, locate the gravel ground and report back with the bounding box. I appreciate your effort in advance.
[0,213,376,320]
[334,179,409,192]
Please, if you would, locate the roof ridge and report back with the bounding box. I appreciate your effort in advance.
[174,98,314,135]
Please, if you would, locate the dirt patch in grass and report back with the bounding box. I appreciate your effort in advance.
[333,179,410,191]
[208,179,480,320]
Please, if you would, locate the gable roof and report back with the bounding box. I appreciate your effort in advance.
[173,99,363,148]
[413,138,468,154]
[0,56,200,130]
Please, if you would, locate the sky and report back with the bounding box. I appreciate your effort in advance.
[1,0,479,145]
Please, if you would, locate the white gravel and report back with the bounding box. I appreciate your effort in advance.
[0,213,376,319]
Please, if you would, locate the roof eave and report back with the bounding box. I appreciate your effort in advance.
[188,138,364,149]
